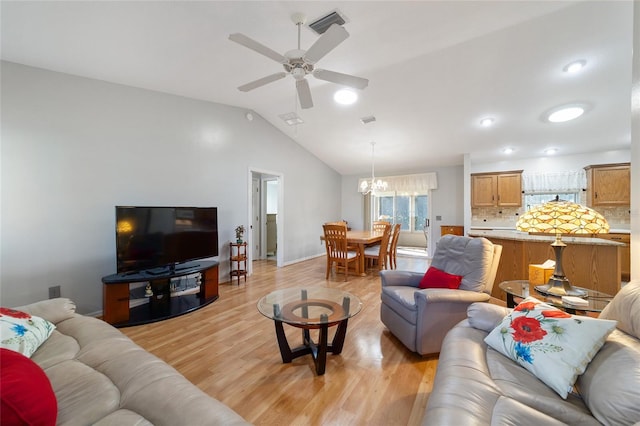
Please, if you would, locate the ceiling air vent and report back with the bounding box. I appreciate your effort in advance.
[308,10,348,35]
[279,112,304,126]
[360,115,376,124]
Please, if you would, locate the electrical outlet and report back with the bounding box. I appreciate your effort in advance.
[48,285,61,299]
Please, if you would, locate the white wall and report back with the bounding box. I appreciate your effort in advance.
[1,62,342,313]
[631,1,640,281]
[469,149,630,174]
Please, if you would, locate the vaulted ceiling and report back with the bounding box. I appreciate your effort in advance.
[1,1,633,175]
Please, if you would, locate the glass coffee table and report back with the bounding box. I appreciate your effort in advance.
[257,287,362,375]
[499,280,613,314]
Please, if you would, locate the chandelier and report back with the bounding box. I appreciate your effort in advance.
[359,142,388,195]
[516,197,609,297]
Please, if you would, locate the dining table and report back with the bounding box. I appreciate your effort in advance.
[321,230,384,276]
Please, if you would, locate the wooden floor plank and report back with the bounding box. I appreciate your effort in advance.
[121,255,437,425]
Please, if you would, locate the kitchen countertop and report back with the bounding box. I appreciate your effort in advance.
[470,226,630,234]
[467,229,625,246]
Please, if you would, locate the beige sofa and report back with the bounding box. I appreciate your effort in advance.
[423,280,640,425]
[16,298,250,426]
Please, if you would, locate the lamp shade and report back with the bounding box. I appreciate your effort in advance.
[516,198,609,297]
[516,200,609,235]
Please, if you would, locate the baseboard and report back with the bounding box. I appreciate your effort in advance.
[283,252,325,267]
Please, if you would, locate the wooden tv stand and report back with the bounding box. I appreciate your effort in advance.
[102,260,219,327]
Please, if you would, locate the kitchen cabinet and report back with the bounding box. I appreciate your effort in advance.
[584,163,630,207]
[441,225,464,236]
[597,233,631,281]
[467,230,624,299]
[471,171,523,208]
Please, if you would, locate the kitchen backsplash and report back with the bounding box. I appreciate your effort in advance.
[471,204,631,230]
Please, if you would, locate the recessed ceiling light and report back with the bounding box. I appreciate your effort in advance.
[502,147,514,154]
[545,148,558,155]
[563,60,586,73]
[480,117,495,127]
[547,105,585,123]
[334,89,358,105]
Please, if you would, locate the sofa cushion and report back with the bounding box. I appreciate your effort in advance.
[467,302,511,332]
[599,280,640,338]
[93,409,153,426]
[484,297,616,399]
[575,329,640,425]
[14,298,77,325]
[487,348,600,425]
[418,266,462,289]
[429,235,493,292]
[0,348,57,426]
[489,397,567,426]
[31,330,81,370]
[47,359,121,424]
[576,281,640,425]
[380,286,418,325]
[0,307,55,357]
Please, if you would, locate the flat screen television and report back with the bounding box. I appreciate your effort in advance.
[115,206,218,273]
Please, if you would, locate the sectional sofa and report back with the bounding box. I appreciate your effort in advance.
[2,298,250,425]
[423,280,640,425]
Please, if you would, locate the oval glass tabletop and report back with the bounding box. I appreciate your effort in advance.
[257,287,362,326]
[499,280,613,313]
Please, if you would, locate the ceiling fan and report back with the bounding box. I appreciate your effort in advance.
[229,13,369,109]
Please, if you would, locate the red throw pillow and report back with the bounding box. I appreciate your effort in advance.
[419,266,463,289]
[0,348,57,426]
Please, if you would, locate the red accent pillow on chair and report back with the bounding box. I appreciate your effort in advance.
[0,348,57,426]
[419,266,463,289]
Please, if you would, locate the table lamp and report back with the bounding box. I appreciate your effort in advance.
[516,197,609,297]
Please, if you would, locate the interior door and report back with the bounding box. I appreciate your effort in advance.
[252,177,260,260]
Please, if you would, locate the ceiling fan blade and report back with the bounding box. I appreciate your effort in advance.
[303,24,349,65]
[229,33,287,64]
[313,69,369,90]
[238,72,287,92]
[296,79,313,109]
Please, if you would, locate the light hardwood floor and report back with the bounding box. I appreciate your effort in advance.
[121,254,437,426]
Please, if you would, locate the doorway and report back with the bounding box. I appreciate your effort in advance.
[248,168,284,275]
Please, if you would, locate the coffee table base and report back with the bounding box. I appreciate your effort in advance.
[274,319,349,375]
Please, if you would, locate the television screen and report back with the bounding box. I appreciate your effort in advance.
[115,206,218,273]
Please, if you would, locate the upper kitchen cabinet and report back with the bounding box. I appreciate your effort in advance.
[584,163,631,207]
[471,171,523,208]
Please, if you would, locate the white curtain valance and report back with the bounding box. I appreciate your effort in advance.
[358,172,438,193]
[522,170,586,194]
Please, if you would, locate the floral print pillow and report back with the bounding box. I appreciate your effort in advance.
[0,307,55,358]
[484,297,617,399]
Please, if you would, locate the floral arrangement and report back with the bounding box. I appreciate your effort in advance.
[235,225,245,242]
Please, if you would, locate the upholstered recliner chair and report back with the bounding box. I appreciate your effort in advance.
[380,235,502,355]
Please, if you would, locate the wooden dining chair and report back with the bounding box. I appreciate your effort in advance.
[364,222,392,271]
[322,223,360,281]
[372,221,390,233]
[387,223,401,270]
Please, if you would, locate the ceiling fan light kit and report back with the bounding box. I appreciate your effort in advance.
[334,89,358,105]
[229,12,368,109]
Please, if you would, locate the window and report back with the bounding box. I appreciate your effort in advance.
[374,193,428,232]
[523,192,579,210]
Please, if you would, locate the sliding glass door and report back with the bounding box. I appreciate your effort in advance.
[374,192,429,232]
